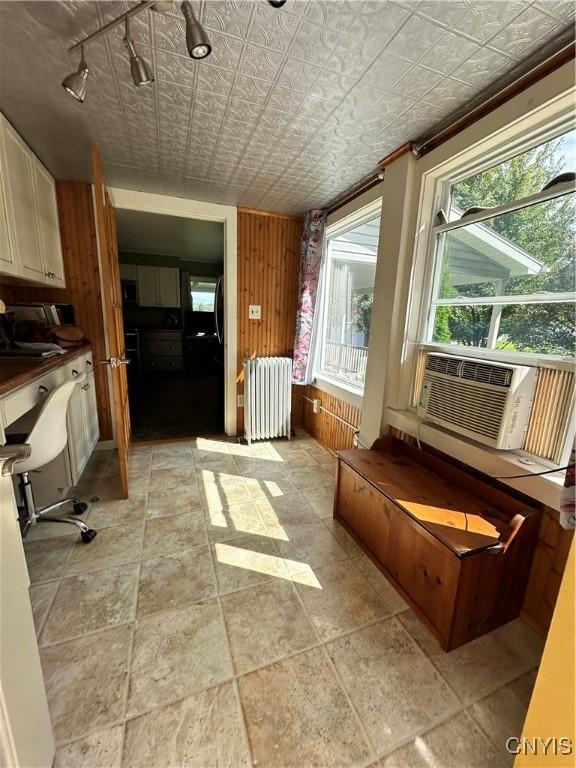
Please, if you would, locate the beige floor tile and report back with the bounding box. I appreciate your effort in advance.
[274,520,349,575]
[354,554,409,614]
[24,536,76,584]
[127,600,232,718]
[94,476,125,501]
[492,619,545,668]
[323,517,364,557]
[152,449,194,471]
[232,457,288,480]
[41,563,139,645]
[470,670,537,751]
[128,452,152,472]
[212,535,291,594]
[193,453,239,473]
[255,492,319,531]
[205,473,254,506]
[238,646,372,767]
[305,485,336,517]
[379,712,503,768]
[295,559,390,640]
[64,521,145,577]
[204,501,269,542]
[146,488,204,518]
[328,618,459,754]
[282,452,322,470]
[29,582,58,638]
[245,474,300,500]
[222,580,317,674]
[149,466,198,493]
[288,466,335,491]
[143,511,207,559]
[25,518,84,542]
[266,441,309,460]
[137,546,215,617]
[41,625,131,743]
[53,726,124,768]
[399,611,533,703]
[88,494,147,529]
[123,682,250,768]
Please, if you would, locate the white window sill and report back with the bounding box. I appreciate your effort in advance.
[387,408,567,512]
[312,375,364,409]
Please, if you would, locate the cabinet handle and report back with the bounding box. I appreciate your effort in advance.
[38,385,48,394]
[82,383,90,390]
[86,360,92,367]
[72,369,79,377]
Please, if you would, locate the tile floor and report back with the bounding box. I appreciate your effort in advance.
[25,430,544,768]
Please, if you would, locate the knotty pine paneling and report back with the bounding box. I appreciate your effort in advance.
[237,209,302,434]
[0,182,113,440]
[298,384,361,452]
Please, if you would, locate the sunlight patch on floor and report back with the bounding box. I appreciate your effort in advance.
[214,544,322,589]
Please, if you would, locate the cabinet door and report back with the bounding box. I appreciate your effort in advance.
[137,265,159,306]
[34,161,65,288]
[157,266,181,307]
[2,121,42,281]
[0,132,17,276]
[120,263,138,280]
[66,381,89,485]
[82,371,100,455]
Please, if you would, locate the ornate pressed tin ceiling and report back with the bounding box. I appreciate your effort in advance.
[0,1,573,214]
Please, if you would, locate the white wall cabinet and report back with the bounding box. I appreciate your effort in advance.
[137,265,181,308]
[0,114,65,288]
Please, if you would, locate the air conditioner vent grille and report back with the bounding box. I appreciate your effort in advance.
[423,374,508,440]
[461,360,512,388]
[425,354,461,377]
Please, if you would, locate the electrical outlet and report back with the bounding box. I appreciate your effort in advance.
[312,398,321,414]
[248,304,261,320]
[237,394,244,407]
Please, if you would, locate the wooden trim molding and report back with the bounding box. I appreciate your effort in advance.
[378,142,415,168]
[237,207,303,221]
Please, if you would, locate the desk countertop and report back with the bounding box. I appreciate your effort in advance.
[0,344,92,398]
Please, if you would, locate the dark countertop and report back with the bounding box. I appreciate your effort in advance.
[0,344,92,398]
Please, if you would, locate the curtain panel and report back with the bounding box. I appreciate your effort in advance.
[292,209,327,384]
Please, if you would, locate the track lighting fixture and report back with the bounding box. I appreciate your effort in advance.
[124,18,154,86]
[62,45,89,102]
[181,1,212,60]
[268,0,287,6]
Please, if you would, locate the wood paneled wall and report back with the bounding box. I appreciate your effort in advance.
[297,384,362,452]
[0,182,113,440]
[236,209,302,433]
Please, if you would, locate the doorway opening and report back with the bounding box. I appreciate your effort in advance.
[115,208,225,441]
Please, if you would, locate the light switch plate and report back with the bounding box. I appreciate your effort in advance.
[249,304,261,320]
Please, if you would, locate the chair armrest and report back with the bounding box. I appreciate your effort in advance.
[0,444,31,476]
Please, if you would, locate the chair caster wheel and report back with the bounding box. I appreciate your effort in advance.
[73,502,88,514]
[81,529,97,543]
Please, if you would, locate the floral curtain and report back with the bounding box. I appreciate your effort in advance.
[560,441,575,529]
[292,208,327,384]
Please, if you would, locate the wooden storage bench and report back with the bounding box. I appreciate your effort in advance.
[334,438,540,651]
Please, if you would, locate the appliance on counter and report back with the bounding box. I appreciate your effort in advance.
[121,278,139,304]
[3,303,75,345]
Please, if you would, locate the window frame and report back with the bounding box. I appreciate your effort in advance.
[189,275,218,313]
[410,114,576,467]
[313,198,382,396]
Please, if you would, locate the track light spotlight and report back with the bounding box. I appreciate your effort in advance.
[181,1,211,59]
[62,45,89,102]
[124,19,154,86]
[268,0,287,6]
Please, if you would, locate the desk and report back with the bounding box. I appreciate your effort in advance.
[334,437,541,650]
[0,345,99,492]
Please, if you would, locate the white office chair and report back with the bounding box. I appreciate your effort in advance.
[7,379,97,543]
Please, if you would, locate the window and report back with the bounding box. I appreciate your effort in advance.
[414,124,575,465]
[428,129,575,357]
[315,207,381,390]
[190,278,217,312]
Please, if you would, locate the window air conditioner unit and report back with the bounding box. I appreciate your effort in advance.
[417,353,538,450]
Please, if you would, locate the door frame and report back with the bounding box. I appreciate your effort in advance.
[107,187,238,437]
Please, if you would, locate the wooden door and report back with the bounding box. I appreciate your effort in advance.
[92,147,130,498]
[137,264,158,306]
